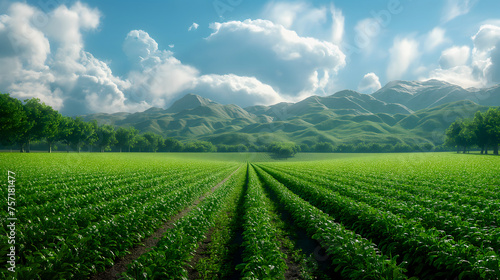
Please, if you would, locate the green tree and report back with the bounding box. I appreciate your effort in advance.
[143,132,162,152]
[17,98,63,153]
[393,142,412,153]
[367,143,383,153]
[337,143,355,153]
[445,119,464,153]
[445,119,475,153]
[115,127,138,152]
[96,124,116,152]
[68,117,94,153]
[473,111,489,154]
[268,142,299,158]
[40,104,62,153]
[19,98,49,152]
[58,116,74,152]
[0,93,29,151]
[134,135,148,152]
[313,142,335,153]
[85,120,98,152]
[162,137,183,152]
[484,108,500,155]
[458,120,476,153]
[299,143,311,152]
[183,141,216,152]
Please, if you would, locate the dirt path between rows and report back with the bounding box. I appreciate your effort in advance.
[90,166,242,280]
[186,165,249,279]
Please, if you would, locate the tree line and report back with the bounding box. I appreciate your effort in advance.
[5,93,497,155]
[0,93,214,153]
[445,108,500,155]
[0,94,301,154]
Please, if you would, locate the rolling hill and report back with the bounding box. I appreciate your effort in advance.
[372,79,500,111]
[83,80,499,146]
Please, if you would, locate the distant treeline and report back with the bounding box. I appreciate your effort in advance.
[0,93,221,153]
[445,108,500,155]
[0,93,477,155]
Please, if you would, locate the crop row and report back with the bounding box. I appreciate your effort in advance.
[269,163,500,228]
[273,161,500,209]
[17,166,208,218]
[0,165,238,279]
[252,164,409,279]
[264,164,500,252]
[257,164,500,279]
[17,166,233,255]
[123,165,246,279]
[236,165,287,279]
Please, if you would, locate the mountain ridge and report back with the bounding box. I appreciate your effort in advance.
[83,80,499,146]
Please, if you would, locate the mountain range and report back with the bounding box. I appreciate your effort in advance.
[83,79,500,147]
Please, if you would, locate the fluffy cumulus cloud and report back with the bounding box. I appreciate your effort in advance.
[200,19,346,98]
[188,22,199,31]
[428,66,482,88]
[0,3,55,106]
[261,1,344,45]
[473,24,500,84]
[0,2,296,115]
[123,29,199,107]
[122,29,284,109]
[123,30,161,64]
[429,24,500,88]
[262,1,304,29]
[442,0,478,23]
[387,37,420,80]
[358,72,382,94]
[0,2,154,115]
[189,74,283,107]
[424,27,449,52]
[439,46,470,69]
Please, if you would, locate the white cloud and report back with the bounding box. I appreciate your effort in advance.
[123,29,288,109]
[358,72,382,94]
[472,24,500,84]
[262,1,305,29]
[122,29,200,107]
[0,2,153,115]
[262,1,341,42]
[428,24,500,87]
[127,57,199,105]
[429,66,483,88]
[354,18,380,52]
[330,4,344,45]
[188,22,199,31]
[442,0,477,23]
[0,3,50,69]
[472,24,500,51]
[387,37,420,80]
[481,19,500,27]
[123,30,159,57]
[424,27,448,52]
[189,74,283,107]
[203,19,346,98]
[439,46,470,69]
[0,2,345,115]
[44,2,100,72]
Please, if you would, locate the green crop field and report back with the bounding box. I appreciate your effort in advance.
[1,152,500,279]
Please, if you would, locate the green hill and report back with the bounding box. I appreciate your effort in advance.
[83,91,492,146]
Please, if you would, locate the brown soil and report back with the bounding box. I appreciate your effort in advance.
[186,226,214,279]
[283,245,302,279]
[90,166,241,280]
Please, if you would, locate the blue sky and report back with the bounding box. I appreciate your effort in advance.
[1,0,500,115]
